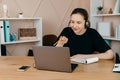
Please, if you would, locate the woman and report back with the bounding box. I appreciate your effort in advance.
[55,8,114,59]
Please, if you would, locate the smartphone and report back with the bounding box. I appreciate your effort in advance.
[17,66,30,71]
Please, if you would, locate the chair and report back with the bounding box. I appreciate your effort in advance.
[43,34,58,46]
[28,34,57,56]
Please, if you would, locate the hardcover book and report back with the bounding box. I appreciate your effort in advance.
[0,21,5,43]
[4,20,10,42]
[115,25,120,39]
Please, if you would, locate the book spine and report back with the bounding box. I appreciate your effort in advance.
[113,0,120,13]
[115,26,118,38]
[116,25,120,39]
[0,21,5,44]
[4,20,10,42]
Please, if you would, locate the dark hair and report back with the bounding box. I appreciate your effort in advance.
[70,8,90,28]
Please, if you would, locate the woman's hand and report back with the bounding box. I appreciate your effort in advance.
[55,36,68,47]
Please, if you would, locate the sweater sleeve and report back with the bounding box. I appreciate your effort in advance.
[93,29,111,53]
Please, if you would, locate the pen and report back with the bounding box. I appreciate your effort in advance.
[53,41,58,46]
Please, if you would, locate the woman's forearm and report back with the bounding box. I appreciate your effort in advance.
[71,49,114,59]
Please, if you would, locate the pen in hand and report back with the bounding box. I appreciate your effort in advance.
[54,36,68,46]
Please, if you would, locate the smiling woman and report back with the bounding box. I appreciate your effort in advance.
[55,8,114,60]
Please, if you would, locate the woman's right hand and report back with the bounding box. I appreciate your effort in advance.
[55,36,68,47]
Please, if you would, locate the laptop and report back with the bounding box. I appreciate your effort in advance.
[112,53,120,73]
[32,46,78,73]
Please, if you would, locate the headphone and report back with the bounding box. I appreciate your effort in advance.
[85,18,90,28]
[68,20,89,28]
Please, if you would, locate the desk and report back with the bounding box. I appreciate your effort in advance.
[0,56,119,80]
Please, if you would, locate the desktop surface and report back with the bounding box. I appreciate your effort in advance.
[0,56,119,80]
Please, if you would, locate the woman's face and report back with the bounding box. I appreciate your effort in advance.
[69,13,86,35]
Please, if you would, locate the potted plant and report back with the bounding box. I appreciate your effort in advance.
[97,6,103,14]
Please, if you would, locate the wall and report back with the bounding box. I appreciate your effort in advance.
[0,0,90,55]
[0,0,90,36]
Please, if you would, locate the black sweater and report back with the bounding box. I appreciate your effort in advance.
[57,27,111,56]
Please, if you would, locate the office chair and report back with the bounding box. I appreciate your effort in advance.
[43,34,57,46]
[28,34,58,56]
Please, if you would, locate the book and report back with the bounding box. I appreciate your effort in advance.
[97,22,111,37]
[4,20,10,42]
[115,25,120,39]
[113,0,120,14]
[71,57,99,64]
[18,27,37,40]
[0,21,5,43]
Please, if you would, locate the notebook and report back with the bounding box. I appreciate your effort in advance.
[32,46,78,73]
[71,57,99,64]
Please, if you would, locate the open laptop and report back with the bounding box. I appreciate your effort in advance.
[32,46,78,73]
[112,53,120,73]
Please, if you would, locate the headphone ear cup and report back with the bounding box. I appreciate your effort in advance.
[85,20,90,28]
[85,21,88,28]
[86,21,88,26]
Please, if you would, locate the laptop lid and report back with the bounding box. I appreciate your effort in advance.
[33,46,77,73]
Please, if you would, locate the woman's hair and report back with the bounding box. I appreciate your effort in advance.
[70,8,90,28]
